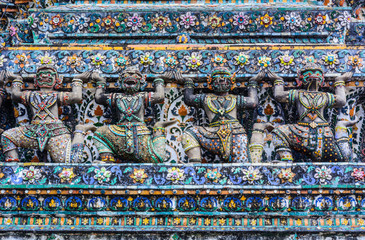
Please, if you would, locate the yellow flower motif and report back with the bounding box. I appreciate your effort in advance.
[36,219,43,225]
[142,218,149,225]
[174,218,181,225]
[4,218,12,225]
[260,14,273,28]
[342,219,349,225]
[82,218,89,225]
[219,218,226,225]
[358,219,365,225]
[251,219,257,226]
[258,56,271,68]
[189,218,196,224]
[296,219,302,225]
[97,218,104,225]
[208,15,222,28]
[66,219,73,225]
[205,168,222,183]
[326,219,333,226]
[205,218,211,225]
[278,168,296,183]
[127,218,133,225]
[130,169,148,183]
[235,219,241,225]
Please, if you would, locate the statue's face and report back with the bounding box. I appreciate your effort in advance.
[120,70,144,93]
[35,68,58,89]
[300,70,324,88]
[210,72,234,93]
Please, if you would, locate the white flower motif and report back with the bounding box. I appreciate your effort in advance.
[0,55,7,67]
[94,167,111,184]
[75,14,90,31]
[284,12,302,30]
[166,167,185,183]
[184,52,202,69]
[234,52,250,67]
[232,12,249,30]
[314,166,332,184]
[21,166,42,184]
[179,12,196,29]
[127,13,143,31]
[140,52,154,66]
[242,167,262,184]
[338,11,351,29]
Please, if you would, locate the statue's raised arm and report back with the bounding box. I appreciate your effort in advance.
[0,65,93,162]
[92,67,175,163]
[270,62,356,162]
[181,67,269,163]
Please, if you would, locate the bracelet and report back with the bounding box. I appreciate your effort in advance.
[248,81,258,88]
[184,79,194,88]
[72,79,83,87]
[334,81,345,87]
[153,78,164,85]
[274,79,285,86]
[153,127,166,133]
[12,79,23,87]
[0,88,6,98]
[252,129,265,134]
[74,129,85,135]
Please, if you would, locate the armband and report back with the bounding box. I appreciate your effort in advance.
[248,80,258,88]
[274,79,285,86]
[334,80,345,87]
[12,78,23,88]
[153,78,164,85]
[72,78,83,87]
[184,78,194,88]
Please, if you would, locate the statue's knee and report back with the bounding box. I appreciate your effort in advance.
[1,134,17,153]
[182,132,200,152]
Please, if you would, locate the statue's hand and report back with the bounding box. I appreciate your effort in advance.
[0,70,21,87]
[267,70,283,82]
[91,72,106,84]
[250,70,266,82]
[75,71,92,82]
[161,71,176,81]
[335,72,353,82]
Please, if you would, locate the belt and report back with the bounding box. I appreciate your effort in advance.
[298,122,329,129]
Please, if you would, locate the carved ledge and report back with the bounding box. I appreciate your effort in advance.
[0,163,364,232]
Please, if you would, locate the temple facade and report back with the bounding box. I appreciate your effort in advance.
[0,0,365,239]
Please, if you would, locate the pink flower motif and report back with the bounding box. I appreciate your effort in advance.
[9,26,17,37]
[352,168,365,181]
[233,12,249,30]
[179,12,196,29]
[127,13,143,31]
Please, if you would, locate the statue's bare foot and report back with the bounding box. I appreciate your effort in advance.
[75,124,98,133]
[336,118,360,128]
[154,119,178,128]
[253,122,274,132]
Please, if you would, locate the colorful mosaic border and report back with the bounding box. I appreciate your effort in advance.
[0,163,365,188]
[0,47,365,77]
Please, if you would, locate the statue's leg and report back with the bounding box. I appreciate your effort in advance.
[93,126,116,163]
[182,131,201,163]
[335,119,358,161]
[46,134,72,163]
[1,127,38,162]
[68,124,97,163]
[150,120,178,163]
[249,123,274,163]
[271,127,294,162]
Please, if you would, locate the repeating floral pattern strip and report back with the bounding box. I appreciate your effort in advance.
[0,163,363,187]
[0,49,365,75]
